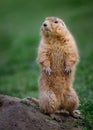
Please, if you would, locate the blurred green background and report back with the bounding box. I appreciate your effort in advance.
[0,0,93,129]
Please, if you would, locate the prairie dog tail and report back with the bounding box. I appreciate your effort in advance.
[26,97,39,106]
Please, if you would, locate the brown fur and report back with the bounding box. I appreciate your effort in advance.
[37,17,79,115]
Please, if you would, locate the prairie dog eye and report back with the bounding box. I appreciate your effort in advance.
[54,20,58,23]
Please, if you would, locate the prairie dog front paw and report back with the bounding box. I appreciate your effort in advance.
[64,65,72,74]
[43,66,51,76]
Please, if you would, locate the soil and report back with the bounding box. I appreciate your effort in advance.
[0,95,83,130]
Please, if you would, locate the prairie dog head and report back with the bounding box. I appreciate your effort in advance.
[41,17,67,37]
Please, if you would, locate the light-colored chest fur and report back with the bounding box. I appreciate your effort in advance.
[49,44,65,72]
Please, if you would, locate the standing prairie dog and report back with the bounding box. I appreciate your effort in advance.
[37,17,80,118]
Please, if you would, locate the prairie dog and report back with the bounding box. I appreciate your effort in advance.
[37,17,80,117]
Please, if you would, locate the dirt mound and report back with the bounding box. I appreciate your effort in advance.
[0,95,83,130]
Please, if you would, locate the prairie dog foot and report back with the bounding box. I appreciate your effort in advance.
[55,110,69,115]
[70,110,82,119]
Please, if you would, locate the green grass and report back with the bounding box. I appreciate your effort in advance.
[0,0,93,129]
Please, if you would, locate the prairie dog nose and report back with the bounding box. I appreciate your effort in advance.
[43,23,47,27]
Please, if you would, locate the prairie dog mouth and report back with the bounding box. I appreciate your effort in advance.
[44,27,50,32]
[41,26,50,32]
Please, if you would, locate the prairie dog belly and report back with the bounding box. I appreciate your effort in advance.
[50,46,64,74]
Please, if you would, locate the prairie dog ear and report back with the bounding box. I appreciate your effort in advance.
[61,21,67,29]
[61,21,65,26]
